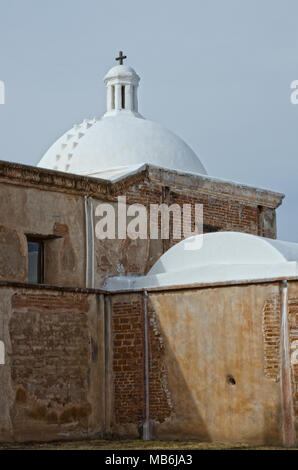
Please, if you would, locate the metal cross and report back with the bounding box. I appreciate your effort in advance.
[115,51,127,65]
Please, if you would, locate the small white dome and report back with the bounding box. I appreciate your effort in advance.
[104,65,139,81]
[37,61,207,176]
[149,232,298,276]
[104,232,298,291]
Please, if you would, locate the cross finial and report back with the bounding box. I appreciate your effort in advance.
[115,51,127,65]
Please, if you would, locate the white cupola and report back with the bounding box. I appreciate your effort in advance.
[104,51,141,117]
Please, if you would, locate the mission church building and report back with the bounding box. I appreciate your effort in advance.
[0,53,297,446]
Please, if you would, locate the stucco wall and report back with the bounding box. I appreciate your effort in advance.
[148,284,283,444]
[111,283,293,445]
[0,183,85,286]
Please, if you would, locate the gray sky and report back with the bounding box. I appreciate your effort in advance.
[0,0,297,240]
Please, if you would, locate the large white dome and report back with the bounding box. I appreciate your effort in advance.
[38,113,206,176]
[37,61,207,176]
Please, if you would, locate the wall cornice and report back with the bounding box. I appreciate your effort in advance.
[0,160,284,208]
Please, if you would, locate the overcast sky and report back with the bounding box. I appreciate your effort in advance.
[0,0,298,240]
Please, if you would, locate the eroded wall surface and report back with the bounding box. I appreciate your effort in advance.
[0,285,105,442]
[0,162,281,288]
[0,280,296,445]
[0,183,85,286]
[287,281,298,435]
[148,284,284,444]
[111,283,294,445]
[94,173,277,283]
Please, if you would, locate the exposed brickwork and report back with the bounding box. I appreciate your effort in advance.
[112,294,173,429]
[0,280,296,444]
[112,297,145,426]
[11,292,88,312]
[102,178,267,276]
[0,160,283,210]
[126,183,261,246]
[10,292,91,426]
[0,161,281,288]
[288,298,298,426]
[262,294,280,381]
[123,179,262,239]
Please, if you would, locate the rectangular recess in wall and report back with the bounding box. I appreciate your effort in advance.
[27,237,44,284]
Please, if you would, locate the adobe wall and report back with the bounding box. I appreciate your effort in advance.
[110,282,297,446]
[95,171,278,281]
[0,182,86,287]
[0,284,106,442]
[0,279,297,445]
[0,161,281,288]
[146,284,283,444]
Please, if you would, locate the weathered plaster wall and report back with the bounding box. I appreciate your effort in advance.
[0,183,85,286]
[110,283,292,445]
[0,285,105,442]
[0,161,281,288]
[148,284,283,444]
[259,206,277,239]
[93,177,278,284]
[93,201,151,286]
[0,280,296,445]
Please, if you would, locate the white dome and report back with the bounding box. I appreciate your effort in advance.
[104,64,139,81]
[38,113,207,176]
[149,232,298,275]
[104,232,298,291]
[37,61,207,176]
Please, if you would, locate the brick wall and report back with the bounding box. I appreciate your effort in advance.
[124,179,263,239]
[0,163,279,288]
[1,280,296,444]
[10,292,91,434]
[0,286,105,442]
[112,295,144,429]
[111,293,173,434]
[262,294,281,381]
[123,178,270,266]
[263,290,298,434]
[11,292,90,416]
[94,177,269,280]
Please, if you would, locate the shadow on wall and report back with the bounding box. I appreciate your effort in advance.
[148,304,211,441]
[147,287,283,445]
